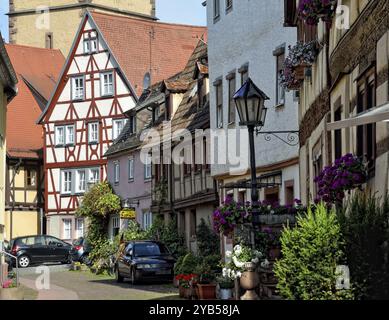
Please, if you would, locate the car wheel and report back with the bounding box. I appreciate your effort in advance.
[116,266,124,283]
[61,255,71,264]
[18,255,30,268]
[130,268,137,285]
[81,255,92,266]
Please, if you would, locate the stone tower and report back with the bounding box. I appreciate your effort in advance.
[8,0,156,55]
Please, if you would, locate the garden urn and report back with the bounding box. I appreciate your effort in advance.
[240,262,259,300]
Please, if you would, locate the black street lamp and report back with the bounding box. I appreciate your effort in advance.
[234,78,269,228]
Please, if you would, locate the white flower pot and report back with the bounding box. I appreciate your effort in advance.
[220,288,233,300]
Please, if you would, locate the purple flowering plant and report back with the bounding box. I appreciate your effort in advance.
[314,153,367,204]
[298,0,337,26]
[213,196,305,236]
[212,195,249,236]
[280,41,317,91]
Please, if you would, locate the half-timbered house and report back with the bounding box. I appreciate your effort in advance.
[5,44,64,240]
[37,11,206,241]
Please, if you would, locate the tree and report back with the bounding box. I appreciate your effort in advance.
[76,182,121,253]
[274,203,352,300]
[337,193,389,299]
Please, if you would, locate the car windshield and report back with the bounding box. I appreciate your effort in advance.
[73,238,83,246]
[133,243,169,257]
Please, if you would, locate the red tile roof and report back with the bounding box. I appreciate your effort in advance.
[5,44,65,159]
[91,12,207,96]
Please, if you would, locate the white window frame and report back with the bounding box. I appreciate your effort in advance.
[62,170,73,194]
[63,219,72,240]
[55,126,65,146]
[88,122,99,144]
[114,162,120,184]
[112,119,127,141]
[83,39,90,54]
[55,125,75,146]
[128,157,134,181]
[66,125,75,145]
[89,168,100,185]
[101,72,114,96]
[144,154,152,180]
[72,76,85,100]
[143,212,152,230]
[90,38,97,53]
[76,169,86,193]
[75,218,84,238]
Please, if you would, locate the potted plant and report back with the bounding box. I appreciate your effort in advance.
[217,267,239,300]
[0,277,24,300]
[212,195,250,237]
[173,255,185,288]
[314,153,367,205]
[227,244,265,300]
[195,262,217,300]
[281,41,317,90]
[176,274,197,299]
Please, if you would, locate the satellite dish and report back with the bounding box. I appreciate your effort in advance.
[143,72,151,90]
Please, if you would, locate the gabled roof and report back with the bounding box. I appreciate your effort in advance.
[90,11,206,96]
[6,44,65,159]
[0,35,17,100]
[38,10,206,124]
[171,40,209,133]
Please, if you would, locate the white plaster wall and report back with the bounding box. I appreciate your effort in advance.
[207,0,299,178]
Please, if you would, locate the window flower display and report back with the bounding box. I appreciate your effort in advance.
[212,195,249,236]
[314,153,367,204]
[298,0,337,26]
[280,41,317,91]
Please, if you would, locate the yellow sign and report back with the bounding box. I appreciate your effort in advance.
[120,208,136,220]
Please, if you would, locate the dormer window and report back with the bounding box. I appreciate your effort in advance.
[83,32,98,54]
[153,105,160,122]
[129,115,136,134]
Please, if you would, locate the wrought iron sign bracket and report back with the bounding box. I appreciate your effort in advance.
[255,128,300,147]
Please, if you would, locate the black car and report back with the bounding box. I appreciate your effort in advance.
[8,235,72,268]
[70,237,92,265]
[115,241,176,285]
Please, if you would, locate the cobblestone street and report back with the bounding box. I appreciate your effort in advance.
[19,266,179,300]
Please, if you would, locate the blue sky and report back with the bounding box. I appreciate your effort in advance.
[0,0,206,42]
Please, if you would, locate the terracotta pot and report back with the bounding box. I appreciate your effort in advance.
[0,287,24,300]
[178,285,185,298]
[197,284,217,300]
[183,287,192,299]
[294,65,306,80]
[240,265,259,300]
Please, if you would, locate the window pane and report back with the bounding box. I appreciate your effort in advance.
[63,219,72,239]
[77,170,86,192]
[73,77,84,100]
[91,39,97,52]
[89,168,99,184]
[89,123,98,143]
[66,126,74,144]
[56,127,64,145]
[129,159,134,180]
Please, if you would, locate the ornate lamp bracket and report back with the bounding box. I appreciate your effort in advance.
[255,128,300,147]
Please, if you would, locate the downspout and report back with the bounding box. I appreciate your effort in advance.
[10,158,22,240]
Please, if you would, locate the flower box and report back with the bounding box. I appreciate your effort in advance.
[298,0,337,26]
[197,284,217,300]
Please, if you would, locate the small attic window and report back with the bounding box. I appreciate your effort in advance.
[143,72,151,91]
